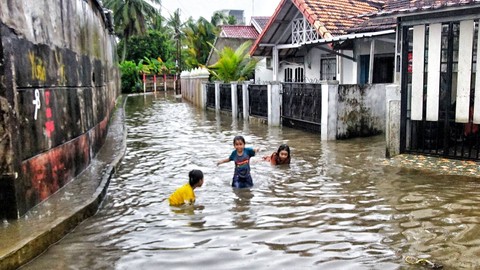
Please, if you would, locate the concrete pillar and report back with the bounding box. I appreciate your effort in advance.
[385,84,401,158]
[242,82,250,120]
[321,82,339,140]
[196,68,210,107]
[180,70,189,99]
[215,81,221,112]
[268,82,281,126]
[231,81,238,119]
[200,82,207,109]
[272,47,279,81]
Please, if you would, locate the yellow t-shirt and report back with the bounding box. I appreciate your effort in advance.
[168,183,195,206]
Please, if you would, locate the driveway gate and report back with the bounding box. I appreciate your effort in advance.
[401,22,480,160]
[281,83,322,132]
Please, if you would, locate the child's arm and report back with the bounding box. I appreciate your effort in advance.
[216,158,230,166]
[253,147,261,153]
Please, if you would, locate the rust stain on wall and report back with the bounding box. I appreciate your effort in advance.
[21,134,90,204]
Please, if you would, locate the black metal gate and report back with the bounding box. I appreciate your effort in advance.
[206,83,215,109]
[401,22,480,160]
[219,84,231,111]
[248,84,268,118]
[281,83,322,132]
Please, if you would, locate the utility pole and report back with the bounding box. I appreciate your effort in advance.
[174,10,181,96]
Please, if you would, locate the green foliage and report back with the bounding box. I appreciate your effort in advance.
[119,60,142,93]
[119,30,175,64]
[182,17,218,70]
[103,0,161,61]
[211,12,237,26]
[119,57,177,93]
[208,41,258,82]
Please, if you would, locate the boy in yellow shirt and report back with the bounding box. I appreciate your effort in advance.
[169,169,204,206]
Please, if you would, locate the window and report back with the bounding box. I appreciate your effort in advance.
[321,58,336,80]
[266,58,272,69]
[359,54,394,84]
[284,68,293,82]
[294,67,304,82]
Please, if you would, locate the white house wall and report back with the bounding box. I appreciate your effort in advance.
[255,58,273,83]
[305,49,321,82]
[339,50,356,84]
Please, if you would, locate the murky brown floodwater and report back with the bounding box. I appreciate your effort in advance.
[21,92,480,270]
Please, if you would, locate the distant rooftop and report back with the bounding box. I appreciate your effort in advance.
[250,16,270,31]
[220,25,259,39]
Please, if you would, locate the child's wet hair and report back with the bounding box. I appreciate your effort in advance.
[189,169,204,186]
[277,144,290,157]
[233,135,246,145]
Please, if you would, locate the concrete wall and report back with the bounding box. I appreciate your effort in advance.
[254,58,273,84]
[180,68,210,107]
[336,84,386,139]
[0,0,120,219]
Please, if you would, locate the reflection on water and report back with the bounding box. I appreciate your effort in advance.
[21,92,480,270]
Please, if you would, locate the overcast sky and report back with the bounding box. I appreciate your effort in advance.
[160,0,281,23]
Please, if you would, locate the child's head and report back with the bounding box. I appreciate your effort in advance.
[233,135,246,151]
[189,169,204,188]
[276,144,291,164]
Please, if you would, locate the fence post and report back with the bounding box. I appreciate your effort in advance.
[201,82,207,109]
[321,81,339,140]
[385,84,401,158]
[268,82,281,126]
[242,81,250,120]
[197,68,210,108]
[215,81,221,112]
[231,81,238,118]
[180,70,189,99]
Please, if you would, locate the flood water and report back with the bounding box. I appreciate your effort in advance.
[21,92,480,270]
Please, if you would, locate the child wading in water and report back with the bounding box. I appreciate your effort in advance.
[169,169,204,206]
[263,144,291,165]
[217,136,260,188]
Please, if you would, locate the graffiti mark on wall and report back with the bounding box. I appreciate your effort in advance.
[32,89,41,120]
[28,51,47,82]
[55,52,67,85]
[44,90,55,137]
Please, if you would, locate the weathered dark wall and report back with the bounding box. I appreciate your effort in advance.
[336,84,386,139]
[0,0,119,219]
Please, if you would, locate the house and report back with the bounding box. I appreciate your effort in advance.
[249,0,397,85]
[206,24,259,66]
[206,16,272,82]
[380,0,480,160]
[249,0,480,160]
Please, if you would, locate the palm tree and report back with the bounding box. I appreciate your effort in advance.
[166,9,184,74]
[183,17,218,69]
[208,41,258,82]
[103,0,161,61]
[211,11,237,26]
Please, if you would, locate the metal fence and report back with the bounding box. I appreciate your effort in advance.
[206,83,215,108]
[237,84,243,116]
[281,83,322,132]
[219,84,231,111]
[248,84,268,118]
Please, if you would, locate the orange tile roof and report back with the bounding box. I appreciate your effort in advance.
[220,25,259,39]
[293,0,384,37]
[250,0,384,55]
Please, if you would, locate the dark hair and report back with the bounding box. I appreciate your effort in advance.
[233,135,245,145]
[275,144,291,164]
[188,169,204,186]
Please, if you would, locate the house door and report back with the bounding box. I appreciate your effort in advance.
[400,21,480,160]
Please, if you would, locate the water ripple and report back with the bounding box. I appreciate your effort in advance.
[21,93,480,270]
